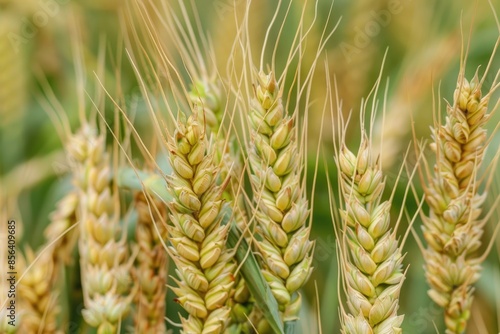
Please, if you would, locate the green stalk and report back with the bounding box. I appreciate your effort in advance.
[284,320,297,334]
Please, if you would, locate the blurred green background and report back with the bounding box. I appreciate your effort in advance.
[1,0,499,333]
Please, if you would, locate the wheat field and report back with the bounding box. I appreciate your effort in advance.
[0,0,499,333]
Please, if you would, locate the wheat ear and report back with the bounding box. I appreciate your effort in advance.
[167,113,235,334]
[422,73,494,333]
[189,79,256,332]
[248,71,314,323]
[67,125,134,334]
[338,134,405,334]
[132,192,168,333]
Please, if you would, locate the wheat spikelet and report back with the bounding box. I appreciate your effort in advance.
[44,191,79,264]
[422,73,495,333]
[337,134,404,334]
[67,124,133,334]
[132,192,168,333]
[247,71,313,323]
[166,113,235,334]
[189,79,247,227]
[190,80,224,135]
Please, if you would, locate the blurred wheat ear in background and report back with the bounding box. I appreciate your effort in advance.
[67,124,134,334]
[132,192,168,333]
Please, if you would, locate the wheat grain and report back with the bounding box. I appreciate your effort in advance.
[337,134,404,334]
[190,80,224,134]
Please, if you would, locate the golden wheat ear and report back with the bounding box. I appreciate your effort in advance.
[245,69,314,331]
[421,62,500,334]
[165,112,236,334]
[327,53,425,332]
[335,134,406,334]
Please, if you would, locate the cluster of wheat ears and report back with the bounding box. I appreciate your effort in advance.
[1,0,500,333]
